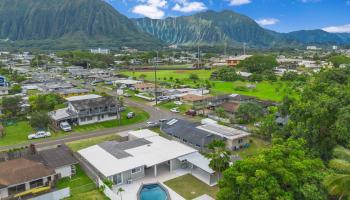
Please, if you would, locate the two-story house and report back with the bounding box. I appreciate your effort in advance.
[49,94,119,129]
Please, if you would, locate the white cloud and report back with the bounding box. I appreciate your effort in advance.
[255,18,279,26]
[172,0,207,13]
[323,24,350,33]
[227,0,251,6]
[132,0,167,19]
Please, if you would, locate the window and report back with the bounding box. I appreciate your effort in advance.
[195,144,201,148]
[8,184,25,195]
[113,173,123,185]
[131,167,142,174]
[30,179,44,189]
[238,139,243,144]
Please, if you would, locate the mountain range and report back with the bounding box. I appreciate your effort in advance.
[0,0,349,50]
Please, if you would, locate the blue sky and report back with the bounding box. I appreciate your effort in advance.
[106,0,350,33]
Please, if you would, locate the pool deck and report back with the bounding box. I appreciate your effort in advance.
[112,166,189,200]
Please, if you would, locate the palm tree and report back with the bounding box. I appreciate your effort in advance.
[324,146,350,200]
[206,140,230,179]
[117,187,125,200]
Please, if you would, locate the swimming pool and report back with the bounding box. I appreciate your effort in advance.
[139,183,170,200]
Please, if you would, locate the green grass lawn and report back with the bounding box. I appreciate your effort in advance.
[164,174,218,200]
[0,121,34,146]
[66,134,122,152]
[122,69,213,81]
[236,137,271,158]
[73,107,149,133]
[211,81,297,102]
[56,165,107,200]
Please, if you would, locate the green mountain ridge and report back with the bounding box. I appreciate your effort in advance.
[0,0,162,50]
[134,10,350,48]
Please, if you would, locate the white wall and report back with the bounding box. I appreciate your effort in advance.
[55,165,72,178]
[78,115,117,125]
[0,188,8,199]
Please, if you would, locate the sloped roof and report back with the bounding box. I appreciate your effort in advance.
[0,158,55,188]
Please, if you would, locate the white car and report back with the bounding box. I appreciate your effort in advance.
[174,101,183,105]
[28,131,51,140]
[170,108,180,113]
[60,121,72,132]
[146,121,159,128]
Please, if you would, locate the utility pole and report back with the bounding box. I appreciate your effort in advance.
[197,45,200,69]
[243,43,246,55]
[154,51,158,105]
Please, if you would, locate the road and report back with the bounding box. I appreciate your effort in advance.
[0,80,187,151]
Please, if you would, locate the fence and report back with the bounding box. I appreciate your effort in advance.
[28,188,70,200]
[98,179,119,200]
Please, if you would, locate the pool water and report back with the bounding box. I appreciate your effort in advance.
[140,184,169,200]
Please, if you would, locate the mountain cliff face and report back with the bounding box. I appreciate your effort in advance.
[0,0,161,49]
[134,10,350,48]
[134,10,287,47]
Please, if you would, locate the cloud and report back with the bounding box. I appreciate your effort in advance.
[323,24,350,33]
[227,0,251,6]
[172,0,207,13]
[255,18,279,26]
[132,0,167,19]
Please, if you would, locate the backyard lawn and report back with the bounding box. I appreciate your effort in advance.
[164,174,218,200]
[56,165,107,200]
[66,134,122,152]
[158,101,191,114]
[236,137,271,158]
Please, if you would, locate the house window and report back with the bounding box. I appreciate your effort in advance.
[30,179,44,189]
[8,184,25,195]
[113,173,123,185]
[80,117,86,122]
[195,144,201,148]
[131,167,142,174]
[238,139,243,144]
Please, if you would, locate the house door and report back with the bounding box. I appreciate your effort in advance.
[113,173,123,185]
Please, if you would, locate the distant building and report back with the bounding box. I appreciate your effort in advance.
[0,75,7,87]
[226,55,252,67]
[90,48,110,54]
[0,87,9,96]
[332,45,338,50]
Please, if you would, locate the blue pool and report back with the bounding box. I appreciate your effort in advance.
[139,184,169,200]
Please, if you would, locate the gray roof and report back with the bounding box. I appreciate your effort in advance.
[70,96,116,110]
[98,139,151,159]
[38,145,78,168]
[161,119,222,147]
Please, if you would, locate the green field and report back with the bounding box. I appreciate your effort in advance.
[122,69,212,81]
[56,165,107,200]
[164,174,218,199]
[120,70,297,102]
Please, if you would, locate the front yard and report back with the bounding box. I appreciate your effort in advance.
[56,165,107,200]
[236,136,271,158]
[164,174,218,200]
[0,107,149,147]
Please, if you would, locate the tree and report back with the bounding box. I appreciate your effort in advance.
[30,112,50,130]
[217,139,327,200]
[2,96,21,118]
[328,55,350,68]
[236,102,264,124]
[117,187,125,200]
[323,146,350,200]
[9,84,22,94]
[214,67,239,82]
[139,74,147,80]
[189,73,199,81]
[215,107,227,118]
[237,55,278,73]
[29,94,64,112]
[206,140,230,180]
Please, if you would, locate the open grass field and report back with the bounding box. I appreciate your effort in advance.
[122,69,213,81]
[164,174,218,200]
[120,70,298,102]
[56,165,107,200]
[66,134,122,152]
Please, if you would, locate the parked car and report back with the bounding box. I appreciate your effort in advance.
[28,131,51,140]
[157,96,169,101]
[60,121,72,132]
[186,109,197,116]
[123,93,132,97]
[159,119,168,123]
[146,121,159,128]
[170,108,180,113]
[174,101,183,105]
[127,112,135,119]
